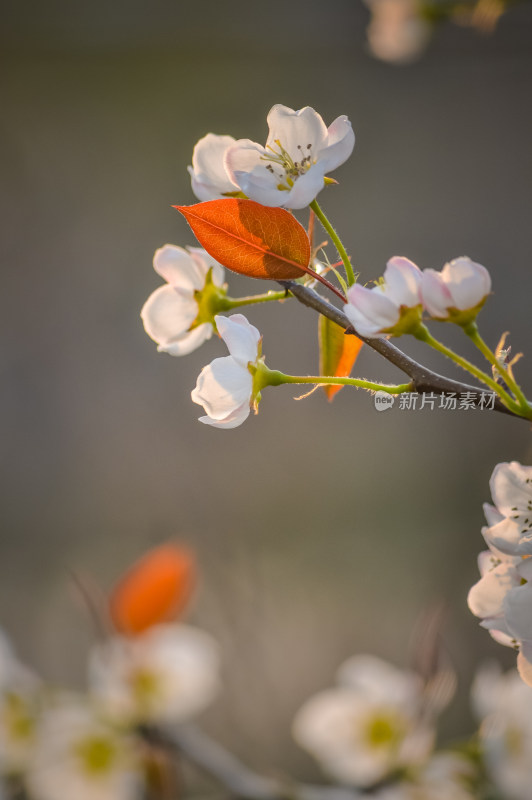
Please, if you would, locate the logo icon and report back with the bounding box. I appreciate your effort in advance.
[374,391,395,412]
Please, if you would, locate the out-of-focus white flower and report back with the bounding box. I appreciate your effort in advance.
[192,314,261,429]
[88,624,220,726]
[364,0,432,64]
[223,104,355,210]
[344,257,422,338]
[292,655,434,788]
[26,697,141,800]
[141,245,226,356]
[472,663,532,800]
[188,133,240,201]
[468,462,532,685]
[420,257,491,324]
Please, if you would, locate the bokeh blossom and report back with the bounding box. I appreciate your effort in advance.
[292,655,435,788]
[473,663,532,800]
[141,245,225,356]
[89,623,220,726]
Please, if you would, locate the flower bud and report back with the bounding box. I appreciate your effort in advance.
[420,257,491,325]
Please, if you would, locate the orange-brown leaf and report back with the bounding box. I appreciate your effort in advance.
[319,315,363,401]
[175,199,310,281]
[110,543,196,636]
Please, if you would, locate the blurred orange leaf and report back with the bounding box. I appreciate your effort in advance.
[175,199,310,281]
[319,315,363,401]
[110,543,195,635]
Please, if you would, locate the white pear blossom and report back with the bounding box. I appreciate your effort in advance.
[188,133,240,201]
[343,257,422,338]
[468,462,532,685]
[472,663,532,800]
[141,245,225,356]
[420,257,491,323]
[26,697,141,800]
[88,623,220,726]
[223,104,355,209]
[191,314,261,429]
[364,0,432,64]
[292,655,434,788]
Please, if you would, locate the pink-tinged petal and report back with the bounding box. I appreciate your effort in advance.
[383,257,422,307]
[517,643,532,687]
[198,401,250,429]
[504,583,532,642]
[161,323,213,357]
[189,133,238,201]
[187,247,225,287]
[192,356,252,421]
[442,257,491,310]
[141,285,198,349]
[284,163,327,209]
[420,270,453,318]
[467,562,520,619]
[318,115,355,172]
[344,284,400,337]
[490,462,532,519]
[489,628,516,647]
[483,518,532,557]
[266,104,328,159]
[153,245,203,291]
[215,314,260,366]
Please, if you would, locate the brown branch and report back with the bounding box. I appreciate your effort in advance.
[280,281,523,419]
[142,725,365,800]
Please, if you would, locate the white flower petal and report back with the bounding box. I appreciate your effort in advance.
[191,356,252,420]
[318,115,356,172]
[215,314,260,366]
[141,285,198,349]
[188,247,225,287]
[266,104,328,159]
[517,643,532,687]
[467,562,520,619]
[420,269,454,318]
[153,244,204,291]
[344,284,400,337]
[442,257,491,310]
[338,655,421,709]
[504,583,532,643]
[490,462,532,519]
[383,257,422,307]
[484,503,505,527]
[284,163,328,209]
[189,133,238,201]
[224,139,285,206]
[159,323,214,357]
[198,401,250,429]
[482,517,532,557]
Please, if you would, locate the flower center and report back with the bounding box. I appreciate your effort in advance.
[363,711,404,750]
[76,735,117,776]
[261,139,315,190]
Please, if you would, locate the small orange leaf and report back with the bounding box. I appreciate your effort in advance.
[110,543,196,636]
[319,315,363,401]
[176,199,310,281]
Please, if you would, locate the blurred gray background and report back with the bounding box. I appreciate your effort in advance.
[1,0,532,781]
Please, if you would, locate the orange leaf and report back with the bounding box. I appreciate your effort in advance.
[175,199,310,281]
[110,543,196,636]
[318,315,363,401]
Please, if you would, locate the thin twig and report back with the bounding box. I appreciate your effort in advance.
[141,725,364,800]
[280,281,525,419]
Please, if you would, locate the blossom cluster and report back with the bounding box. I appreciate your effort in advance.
[0,544,220,800]
[468,461,532,684]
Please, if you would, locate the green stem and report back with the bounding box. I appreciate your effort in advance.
[465,323,531,412]
[414,324,521,413]
[266,369,413,395]
[222,289,290,310]
[310,199,356,287]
